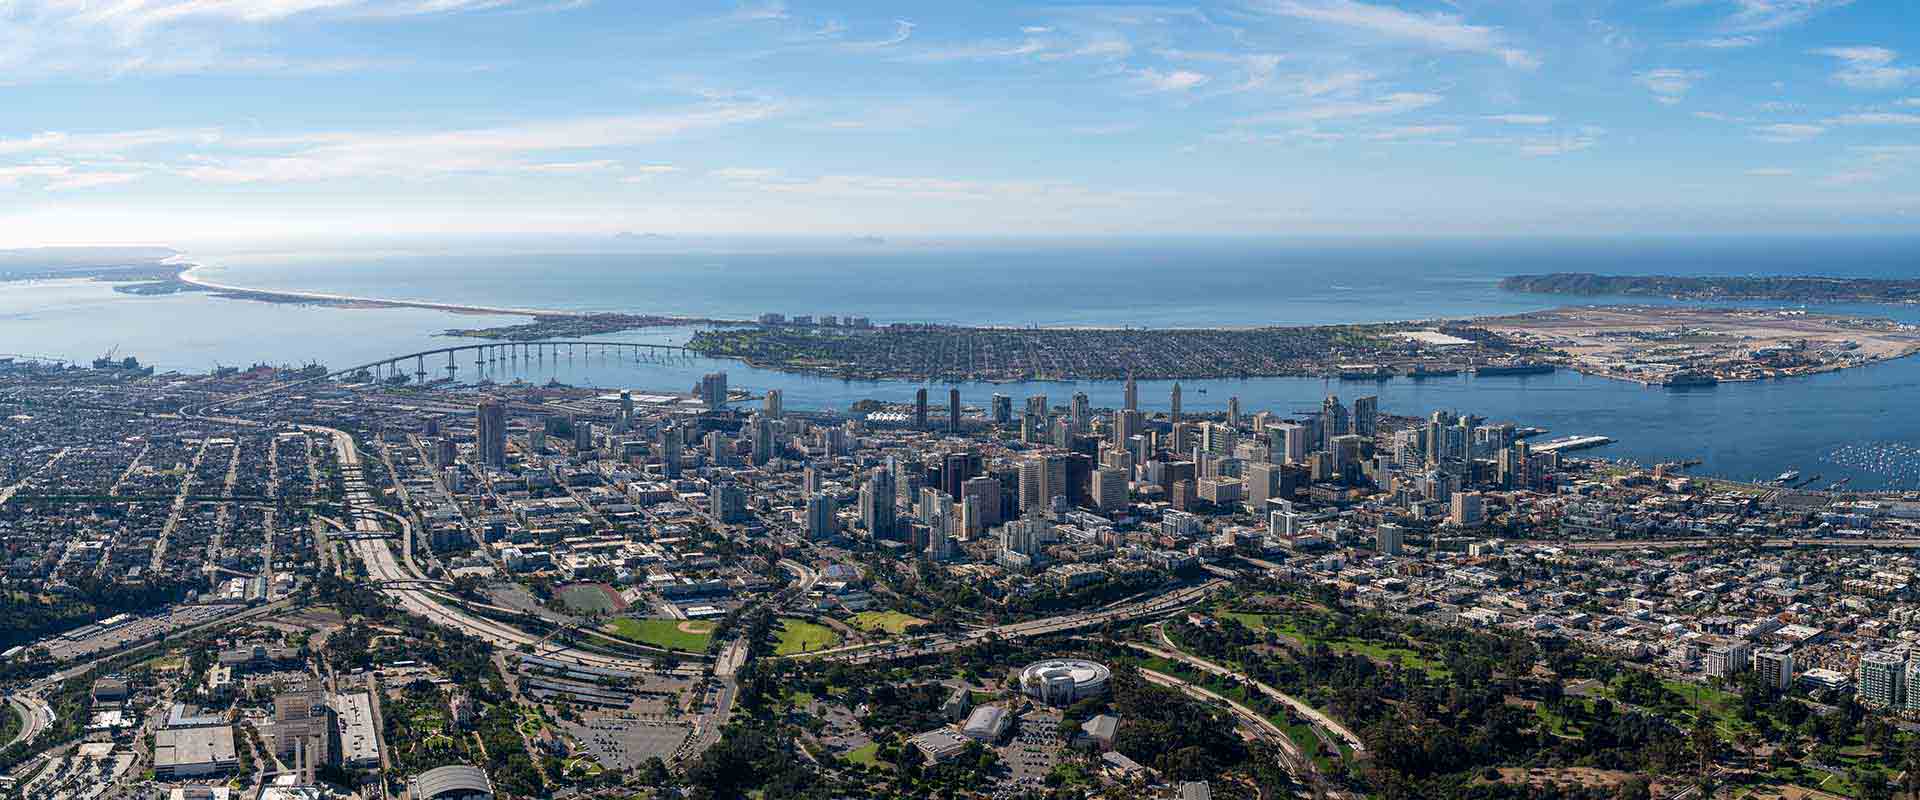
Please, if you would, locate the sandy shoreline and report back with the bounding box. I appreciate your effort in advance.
[177,265,587,319]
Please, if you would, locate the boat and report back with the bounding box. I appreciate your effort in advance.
[1406,365,1461,378]
[1474,362,1555,376]
[1773,469,1801,484]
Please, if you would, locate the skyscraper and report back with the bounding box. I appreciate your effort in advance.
[914,388,929,430]
[805,492,837,539]
[941,450,976,499]
[1093,467,1129,511]
[575,420,594,454]
[991,394,1012,424]
[1321,395,1349,449]
[748,413,773,465]
[1071,392,1090,431]
[1123,372,1138,412]
[861,468,898,539]
[476,400,507,468]
[961,475,1002,529]
[765,389,783,419]
[1353,395,1378,438]
[1857,651,1905,709]
[699,372,728,409]
[1376,523,1405,555]
[1271,422,1306,464]
[948,387,962,432]
[659,424,683,477]
[1170,382,1182,423]
[1227,396,1241,427]
[1113,409,1143,447]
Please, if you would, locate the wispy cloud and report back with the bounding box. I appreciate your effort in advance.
[1752,122,1825,142]
[1813,46,1920,90]
[1686,35,1762,49]
[1485,114,1554,125]
[1746,167,1795,176]
[1245,92,1443,124]
[1721,0,1852,32]
[1828,111,1920,125]
[1636,69,1704,104]
[842,19,915,50]
[165,102,779,184]
[1368,124,1461,142]
[1131,68,1210,93]
[1252,0,1538,68]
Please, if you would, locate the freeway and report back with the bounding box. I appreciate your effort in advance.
[1134,667,1357,800]
[791,579,1226,664]
[1139,626,1365,752]
[3,694,50,751]
[315,422,706,676]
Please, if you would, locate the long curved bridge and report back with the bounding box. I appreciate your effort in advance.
[338,340,702,383]
[206,339,711,412]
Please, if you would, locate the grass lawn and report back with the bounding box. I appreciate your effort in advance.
[773,618,841,656]
[1219,606,1450,678]
[556,583,622,614]
[849,610,929,635]
[607,618,715,652]
[844,742,882,767]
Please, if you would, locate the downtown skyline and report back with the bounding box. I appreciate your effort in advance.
[2,0,1919,244]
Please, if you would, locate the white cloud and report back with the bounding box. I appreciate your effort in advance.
[0,162,145,191]
[1720,0,1852,32]
[1368,125,1461,141]
[1131,68,1210,93]
[1752,123,1825,142]
[1813,47,1920,90]
[1687,35,1762,49]
[709,167,781,181]
[843,20,915,50]
[1255,0,1537,68]
[1828,112,1920,125]
[1246,92,1443,123]
[1485,114,1553,125]
[170,102,778,183]
[1816,47,1914,90]
[1158,50,1282,93]
[728,1,788,22]
[1636,69,1704,105]
[0,0,562,80]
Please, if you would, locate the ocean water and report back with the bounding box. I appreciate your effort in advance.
[6,236,1920,490]
[194,236,1920,327]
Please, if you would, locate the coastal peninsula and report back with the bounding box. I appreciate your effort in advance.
[1502,273,1920,304]
[675,307,1920,384]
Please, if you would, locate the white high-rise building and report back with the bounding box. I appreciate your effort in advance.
[1856,650,1905,709]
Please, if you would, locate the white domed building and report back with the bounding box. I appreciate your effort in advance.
[1018,659,1111,706]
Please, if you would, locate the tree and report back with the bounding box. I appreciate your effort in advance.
[1615,775,1652,800]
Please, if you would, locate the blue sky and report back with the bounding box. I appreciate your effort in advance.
[1,0,1918,245]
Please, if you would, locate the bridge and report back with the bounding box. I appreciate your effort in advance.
[205,339,715,412]
[338,340,703,384]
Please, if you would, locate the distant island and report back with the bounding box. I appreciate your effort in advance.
[1502,273,1920,304]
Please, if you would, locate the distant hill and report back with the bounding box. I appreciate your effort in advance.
[1501,272,1920,304]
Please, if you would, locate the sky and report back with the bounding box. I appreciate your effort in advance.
[1,0,1918,246]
